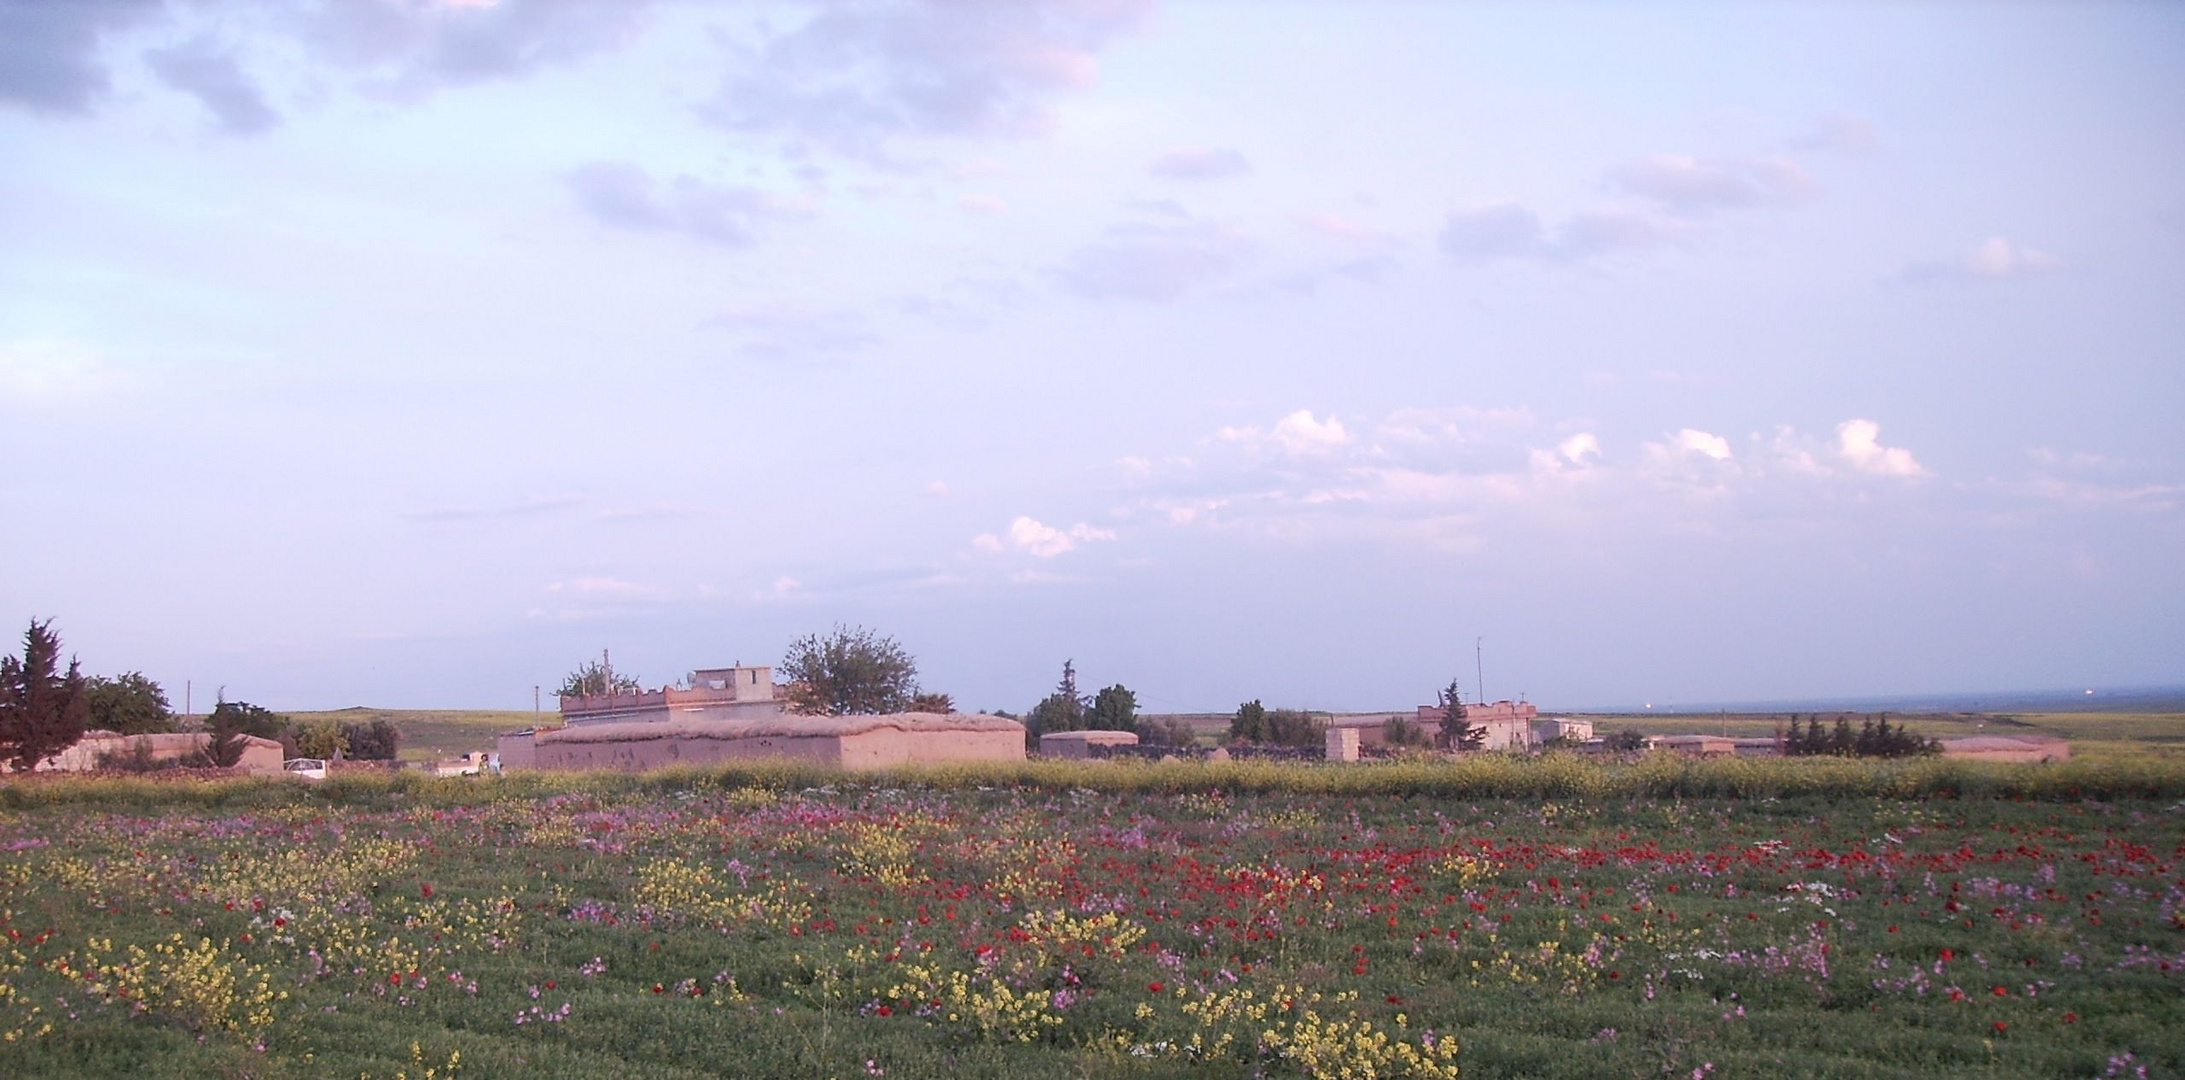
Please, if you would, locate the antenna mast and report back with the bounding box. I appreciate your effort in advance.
[1475,637,1485,705]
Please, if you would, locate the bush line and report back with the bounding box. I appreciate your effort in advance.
[5,751,2182,811]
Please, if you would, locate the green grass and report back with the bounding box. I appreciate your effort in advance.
[4,761,2182,1079]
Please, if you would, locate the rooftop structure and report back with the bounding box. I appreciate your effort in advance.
[559,664,782,725]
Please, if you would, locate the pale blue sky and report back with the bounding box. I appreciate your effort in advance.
[3,1,2179,713]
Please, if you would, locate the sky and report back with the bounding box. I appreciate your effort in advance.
[2,0,2181,715]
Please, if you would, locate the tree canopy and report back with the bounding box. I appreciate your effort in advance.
[0,619,89,771]
[780,625,920,716]
[83,672,172,735]
[558,658,641,698]
[1026,660,1087,735]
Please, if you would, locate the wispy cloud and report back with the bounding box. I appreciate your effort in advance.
[1900,236,2057,284]
[1055,218,1251,301]
[411,494,582,523]
[566,161,811,248]
[1610,153,1814,212]
[702,306,878,360]
[699,0,1148,161]
[1149,146,1250,180]
[1438,203,1690,262]
[296,0,663,97]
[0,0,163,116]
[145,37,279,135]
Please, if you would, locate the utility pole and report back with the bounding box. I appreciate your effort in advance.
[602,649,612,695]
[533,685,540,716]
[1475,637,1485,706]
[185,680,191,720]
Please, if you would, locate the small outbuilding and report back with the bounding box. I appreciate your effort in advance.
[1038,729,1139,759]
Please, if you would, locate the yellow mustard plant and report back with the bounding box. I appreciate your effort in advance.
[356,1041,462,1080]
[634,857,813,929]
[1014,909,1146,960]
[83,933,285,1040]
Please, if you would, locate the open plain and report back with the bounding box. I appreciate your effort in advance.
[4,754,2182,1079]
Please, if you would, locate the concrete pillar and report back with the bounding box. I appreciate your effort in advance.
[1326,727,1359,762]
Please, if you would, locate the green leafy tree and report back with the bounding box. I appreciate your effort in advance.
[1140,715,1199,748]
[780,625,920,716]
[558,659,641,698]
[1026,660,1087,735]
[907,692,955,714]
[341,719,401,761]
[1605,729,1650,752]
[295,719,350,759]
[83,672,173,735]
[0,619,90,771]
[1229,700,1268,743]
[1086,684,1138,734]
[1264,708,1326,748]
[1382,714,1430,749]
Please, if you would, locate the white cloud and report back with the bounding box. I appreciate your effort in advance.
[974,516,1116,558]
[957,193,1007,215]
[754,575,801,601]
[1670,428,1733,461]
[1558,432,1601,465]
[1271,410,1350,454]
[1835,419,1926,477]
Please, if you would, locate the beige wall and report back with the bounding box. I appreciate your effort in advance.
[39,732,283,775]
[526,725,1026,773]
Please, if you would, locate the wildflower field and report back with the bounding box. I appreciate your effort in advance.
[2,757,2181,1079]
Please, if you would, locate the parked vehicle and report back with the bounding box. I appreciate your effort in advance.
[284,757,328,781]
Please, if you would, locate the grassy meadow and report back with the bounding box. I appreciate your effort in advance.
[4,755,2184,1079]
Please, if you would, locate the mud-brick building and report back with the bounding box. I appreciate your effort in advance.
[1414,700,1540,751]
[499,712,1026,772]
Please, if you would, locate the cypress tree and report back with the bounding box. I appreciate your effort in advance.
[0,620,89,771]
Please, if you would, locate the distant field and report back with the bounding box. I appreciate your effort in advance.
[280,707,544,761]
[1573,711,2185,758]
[216,706,2185,765]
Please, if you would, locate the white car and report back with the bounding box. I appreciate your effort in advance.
[284,758,328,780]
